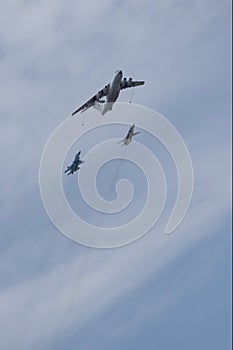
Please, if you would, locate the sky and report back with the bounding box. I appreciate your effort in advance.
[0,0,232,349]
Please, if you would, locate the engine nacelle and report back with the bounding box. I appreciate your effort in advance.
[103,85,109,94]
[127,77,133,87]
[96,91,102,99]
[121,78,127,88]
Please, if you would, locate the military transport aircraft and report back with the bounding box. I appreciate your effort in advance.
[64,151,84,175]
[71,70,145,116]
[118,124,140,146]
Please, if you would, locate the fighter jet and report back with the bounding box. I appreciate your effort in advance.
[118,124,140,146]
[64,151,84,175]
[71,70,145,116]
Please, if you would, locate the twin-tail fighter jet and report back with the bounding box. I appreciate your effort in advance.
[71,70,145,116]
[118,124,140,146]
[64,151,84,175]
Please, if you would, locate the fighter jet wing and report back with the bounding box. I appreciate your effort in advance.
[71,83,110,116]
[120,79,145,90]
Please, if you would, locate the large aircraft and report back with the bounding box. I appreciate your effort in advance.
[118,124,140,146]
[64,151,84,175]
[71,70,145,116]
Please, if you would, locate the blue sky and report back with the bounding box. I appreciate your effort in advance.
[0,1,231,349]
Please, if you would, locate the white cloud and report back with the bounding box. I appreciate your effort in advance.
[0,0,231,349]
[0,133,230,349]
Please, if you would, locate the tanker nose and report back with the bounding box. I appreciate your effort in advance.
[115,69,123,77]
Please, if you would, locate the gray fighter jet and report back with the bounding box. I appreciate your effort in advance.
[64,151,84,175]
[118,124,140,146]
[71,70,145,116]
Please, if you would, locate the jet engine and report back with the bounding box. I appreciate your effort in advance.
[121,78,127,88]
[96,91,102,99]
[103,85,109,94]
[127,77,133,87]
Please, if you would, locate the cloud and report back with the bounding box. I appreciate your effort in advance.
[0,0,231,349]
[0,132,230,349]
